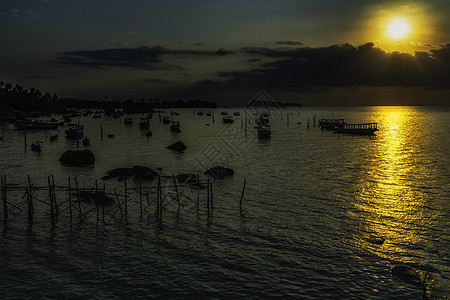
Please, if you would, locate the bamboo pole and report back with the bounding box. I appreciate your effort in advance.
[52,175,58,217]
[2,175,7,225]
[27,175,33,225]
[124,179,128,222]
[207,178,210,216]
[240,179,247,210]
[173,174,180,208]
[68,177,72,221]
[75,177,81,219]
[209,181,213,211]
[139,179,143,219]
[95,179,99,223]
[48,176,54,224]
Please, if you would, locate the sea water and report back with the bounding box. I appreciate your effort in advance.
[0,106,449,299]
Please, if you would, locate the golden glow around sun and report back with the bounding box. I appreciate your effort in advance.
[360,4,436,53]
[386,17,410,39]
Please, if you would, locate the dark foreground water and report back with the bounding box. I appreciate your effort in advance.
[0,106,449,299]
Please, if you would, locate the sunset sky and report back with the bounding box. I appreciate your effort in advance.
[1,0,450,105]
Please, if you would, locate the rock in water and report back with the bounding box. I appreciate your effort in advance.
[391,265,427,287]
[204,166,235,179]
[132,166,158,180]
[175,173,202,188]
[106,168,134,179]
[59,149,95,166]
[167,141,187,151]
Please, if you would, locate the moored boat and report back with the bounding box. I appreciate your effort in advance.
[31,141,41,152]
[65,123,84,139]
[82,136,90,146]
[15,119,59,130]
[139,118,150,129]
[223,116,234,123]
[334,123,378,135]
[170,121,181,132]
[124,117,133,125]
[257,125,271,139]
[319,119,346,130]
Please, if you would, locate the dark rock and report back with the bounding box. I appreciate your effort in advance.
[132,166,158,181]
[106,168,134,179]
[204,166,234,179]
[391,265,428,287]
[167,141,187,151]
[175,173,202,188]
[59,149,95,166]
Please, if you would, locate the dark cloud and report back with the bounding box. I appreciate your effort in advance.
[53,46,166,69]
[276,41,304,46]
[52,46,234,69]
[144,78,174,84]
[171,48,233,56]
[219,43,450,90]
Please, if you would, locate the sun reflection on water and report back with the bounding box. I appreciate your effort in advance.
[345,107,437,264]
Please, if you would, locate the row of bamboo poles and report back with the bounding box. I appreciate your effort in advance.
[0,175,247,227]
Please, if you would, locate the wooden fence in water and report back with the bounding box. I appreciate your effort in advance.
[0,174,246,227]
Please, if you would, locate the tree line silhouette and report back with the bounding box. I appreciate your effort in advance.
[0,81,217,119]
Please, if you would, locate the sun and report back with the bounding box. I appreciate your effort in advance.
[386,17,410,39]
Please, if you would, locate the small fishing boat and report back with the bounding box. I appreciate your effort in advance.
[82,136,90,146]
[170,121,181,133]
[15,119,59,130]
[319,119,346,130]
[124,117,133,125]
[139,118,150,129]
[65,123,84,139]
[223,116,234,123]
[334,123,378,135]
[257,125,271,139]
[31,141,41,152]
[257,114,270,127]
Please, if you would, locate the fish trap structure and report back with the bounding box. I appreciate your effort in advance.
[0,174,237,228]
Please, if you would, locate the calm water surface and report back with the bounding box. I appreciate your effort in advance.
[0,106,449,299]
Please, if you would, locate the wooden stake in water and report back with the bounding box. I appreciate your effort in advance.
[240,179,247,210]
[27,175,34,226]
[48,176,55,225]
[68,177,72,221]
[2,175,8,225]
[209,181,213,211]
[173,174,180,208]
[207,179,210,216]
[124,179,128,222]
[139,179,143,219]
